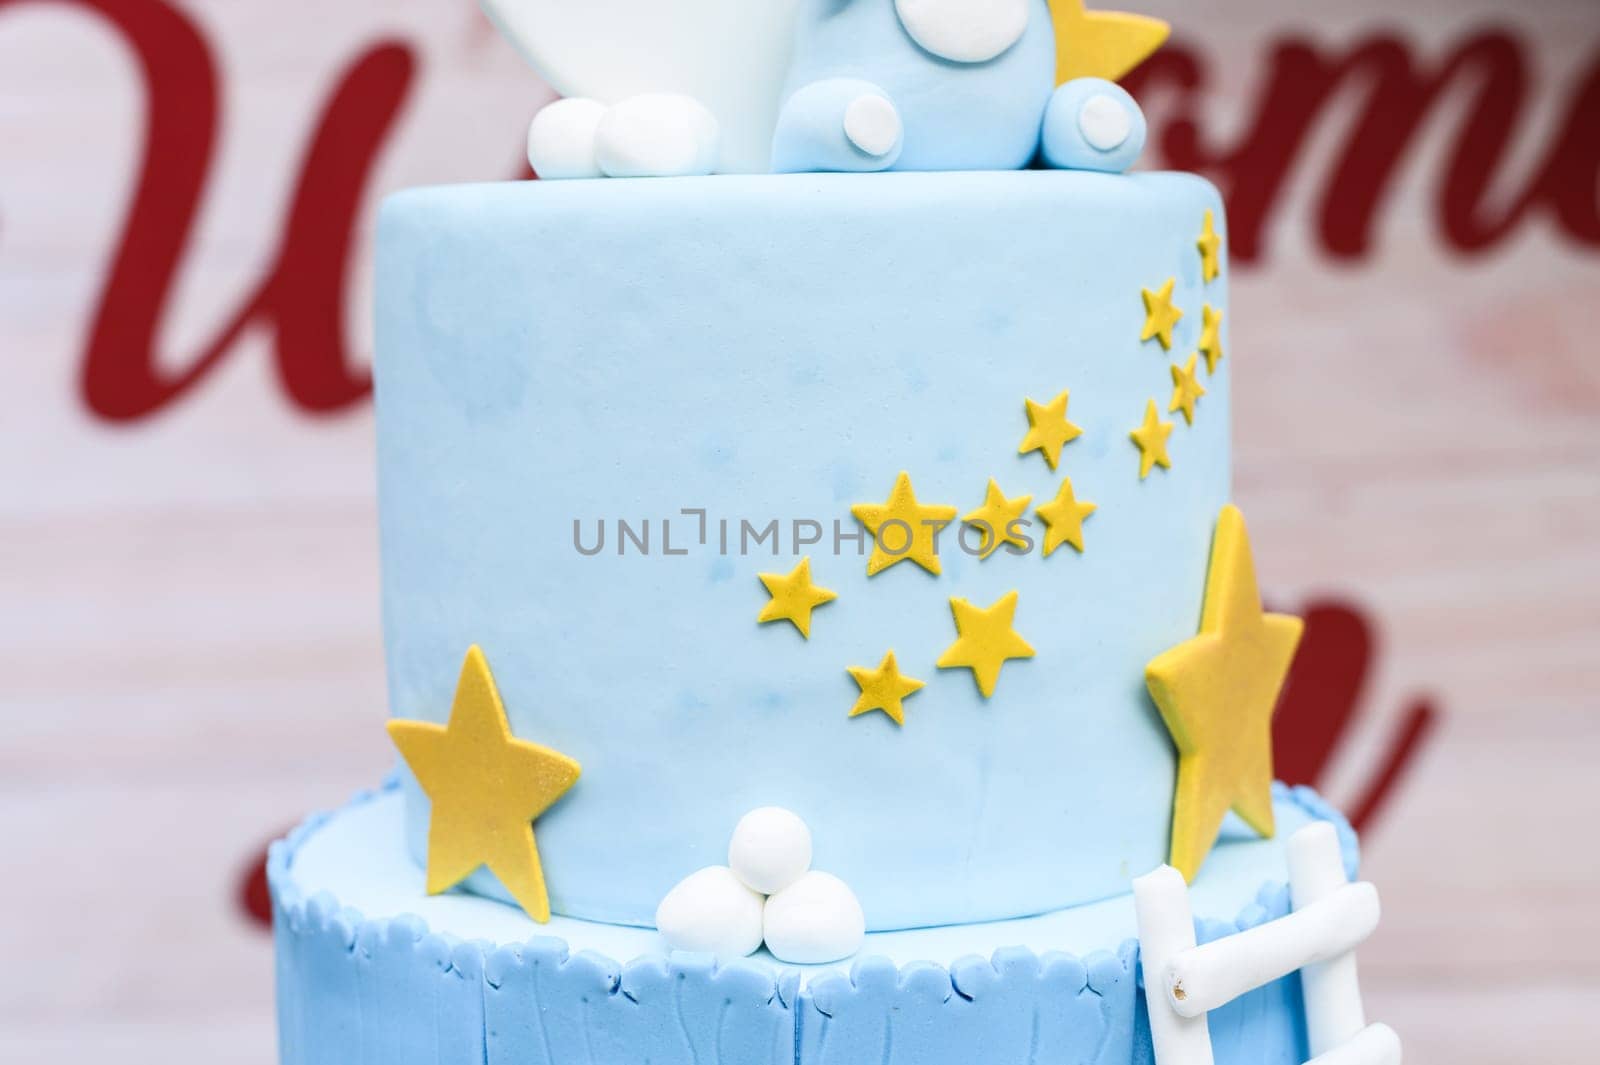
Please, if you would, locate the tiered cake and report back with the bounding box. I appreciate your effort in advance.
[269,4,1398,1064]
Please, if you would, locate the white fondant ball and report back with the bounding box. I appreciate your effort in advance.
[762,871,866,964]
[527,98,606,180]
[728,807,813,895]
[1078,94,1133,151]
[655,866,765,958]
[843,94,903,159]
[595,94,721,179]
[893,0,1029,64]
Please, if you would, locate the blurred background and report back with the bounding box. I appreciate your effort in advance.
[1,0,1596,1060]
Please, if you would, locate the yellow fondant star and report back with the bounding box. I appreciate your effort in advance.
[1049,0,1172,84]
[1036,478,1098,557]
[1018,391,1084,471]
[848,651,926,727]
[1197,209,1223,284]
[757,557,838,639]
[1141,278,1183,351]
[963,479,1034,560]
[1169,354,1207,425]
[1130,399,1174,479]
[1199,305,1225,374]
[387,646,581,923]
[852,472,959,577]
[936,591,1036,699]
[1145,506,1305,881]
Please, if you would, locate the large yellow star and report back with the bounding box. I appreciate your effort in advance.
[1018,391,1083,470]
[852,472,959,577]
[848,651,926,727]
[1036,477,1097,557]
[757,557,838,639]
[963,479,1034,560]
[1049,0,1171,84]
[1199,304,1225,374]
[1145,506,1304,882]
[1169,354,1207,425]
[1197,209,1223,284]
[387,646,581,923]
[1130,399,1174,479]
[937,591,1036,699]
[1141,278,1183,350]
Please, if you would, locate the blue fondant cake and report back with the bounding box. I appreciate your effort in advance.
[272,3,1401,1062]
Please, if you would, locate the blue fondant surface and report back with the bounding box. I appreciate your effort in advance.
[376,169,1231,930]
[272,783,1349,1065]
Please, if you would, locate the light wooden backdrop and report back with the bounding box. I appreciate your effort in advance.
[1,0,1596,1061]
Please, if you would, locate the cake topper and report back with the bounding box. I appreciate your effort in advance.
[488,0,1168,178]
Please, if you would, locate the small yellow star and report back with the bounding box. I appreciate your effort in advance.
[1049,0,1171,84]
[1018,391,1084,470]
[1169,354,1207,425]
[1146,506,1304,881]
[757,557,838,639]
[1036,478,1098,557]
[847,651,926,727]
[936,591,1036,699]
[1141,278,1183,350]
[387,646,581,923]
[1199,305,1225,374]
[1197,209,1223,284]
[963,479,1034,560]
[852,472,959,577]
[1130,399,1174,479]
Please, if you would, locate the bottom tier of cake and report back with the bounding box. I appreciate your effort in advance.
[270,782,1356,1065]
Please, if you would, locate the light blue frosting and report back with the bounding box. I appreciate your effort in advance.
[270,783,1351,1065]
[772,0,1058,172]
[375,169,1230,931]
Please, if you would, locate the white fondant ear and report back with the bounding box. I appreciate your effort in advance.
[656,866,765,958]
[594,94,721,178]
[527,98,606,180]
[894,0,1029,64]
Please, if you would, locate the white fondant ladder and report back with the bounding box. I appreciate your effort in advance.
[1133,822,1402,1065]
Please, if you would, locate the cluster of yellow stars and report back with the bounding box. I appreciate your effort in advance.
[758,391,1104,725]
[756,207,1232,736]
[1130,209,1227,479]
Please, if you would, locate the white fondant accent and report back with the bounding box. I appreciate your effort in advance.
[593,94,721,178]
[1292,823,1377,1056]
[1162,882,1381,1018]
[762,871,866,965]
[527,98,606,180]
[1077,93,1133,152]
[893,0,1029,64]
[728,807,813,895]
[1133,866,1215,1065]
[1305,1024,1403,1065]
[843,94,903,158]
[1137,823,1401,1065]
[479,0,802,173]
[655,866,765,958]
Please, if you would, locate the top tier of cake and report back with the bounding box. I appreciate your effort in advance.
[374,167,1229,931]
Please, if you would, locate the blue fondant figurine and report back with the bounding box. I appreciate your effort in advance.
[771,0,1147,175]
